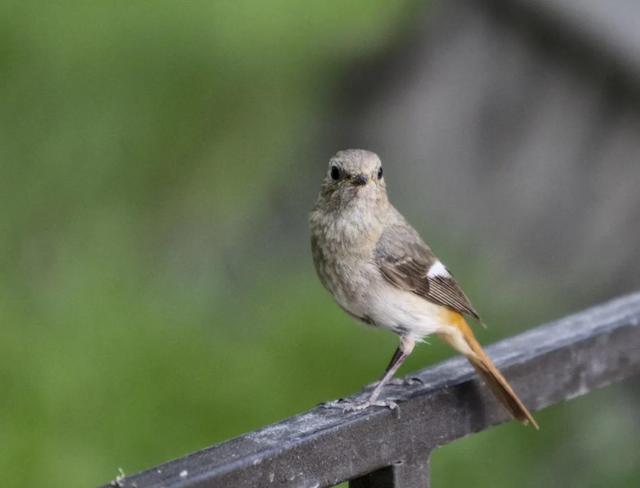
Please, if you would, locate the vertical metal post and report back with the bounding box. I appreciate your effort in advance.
[349,453,431,488]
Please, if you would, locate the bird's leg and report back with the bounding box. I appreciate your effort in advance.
[326,337,415,412]
[365,348,407,389]
[367,337,415,405]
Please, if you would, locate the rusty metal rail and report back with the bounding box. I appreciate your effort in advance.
[104,292,640,488]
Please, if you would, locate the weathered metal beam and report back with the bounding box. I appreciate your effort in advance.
[104,292,640,488]
[349,454,431,488]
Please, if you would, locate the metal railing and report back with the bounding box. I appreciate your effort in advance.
[104,292,640,488]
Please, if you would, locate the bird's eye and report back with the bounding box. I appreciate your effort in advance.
[377,166,383,179]
[330,165,341,180]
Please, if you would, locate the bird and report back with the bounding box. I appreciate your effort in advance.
[309,148,538,428]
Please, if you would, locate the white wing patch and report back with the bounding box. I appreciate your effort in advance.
[427,260,450,278]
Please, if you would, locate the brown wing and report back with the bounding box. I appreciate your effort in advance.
[374,222,480,320]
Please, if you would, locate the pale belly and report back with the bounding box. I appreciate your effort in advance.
[330,264,447,342]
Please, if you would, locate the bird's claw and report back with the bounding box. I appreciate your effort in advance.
[405,376,424,385]
[388,378,406,386]
[322,398,398,412]
[365,377,405,390]
[347,399,398,411]
[365,377,423,390]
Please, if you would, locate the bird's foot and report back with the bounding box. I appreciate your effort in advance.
[365,377,423,390]
[345,399,398,411]
[405,376,424,386]
[365,378,404,390]
[322,398,398,412]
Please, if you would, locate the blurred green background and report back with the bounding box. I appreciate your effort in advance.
[1,2,637,487]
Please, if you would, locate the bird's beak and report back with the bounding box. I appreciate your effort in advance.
[351,174,368,186]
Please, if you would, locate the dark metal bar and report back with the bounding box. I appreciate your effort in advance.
[104,292,640,488]
[349,453,431,488]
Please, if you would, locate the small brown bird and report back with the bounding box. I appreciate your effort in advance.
[309,149,538,428]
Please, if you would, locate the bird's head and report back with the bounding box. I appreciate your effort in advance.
[319,149,387,210]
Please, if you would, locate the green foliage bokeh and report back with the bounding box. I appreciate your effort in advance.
[0,2,637,487]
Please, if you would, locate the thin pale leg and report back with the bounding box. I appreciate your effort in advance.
[326,337,415,412]
[367,347,407,402]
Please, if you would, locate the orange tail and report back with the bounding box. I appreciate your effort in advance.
[438,312,539,429]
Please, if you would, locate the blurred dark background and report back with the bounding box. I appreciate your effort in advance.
[1,1,638,486]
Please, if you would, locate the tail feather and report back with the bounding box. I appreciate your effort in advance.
[439,312,539,429]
